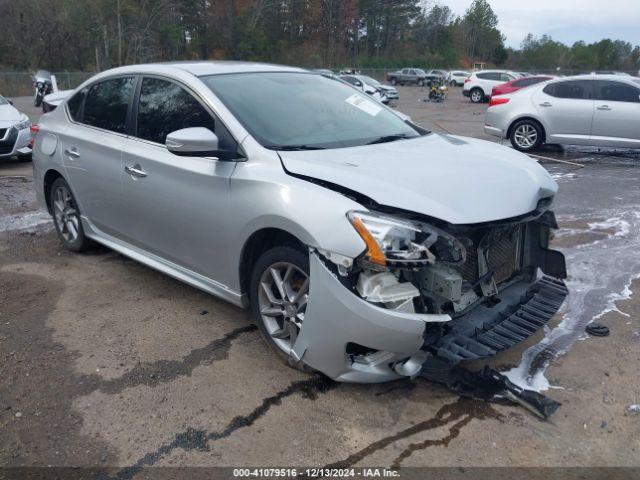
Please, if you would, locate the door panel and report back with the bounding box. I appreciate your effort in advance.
[61,76,135,237]
[591,81,640,147]
[534,81,594,144]
[121,139,236,282]
[61,124,123,237]
[121,76,239,284]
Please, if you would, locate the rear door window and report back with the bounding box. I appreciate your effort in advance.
[595,81,640,103]
[544,80,593,99]
[83,77,136,133]
[478,72,500,81]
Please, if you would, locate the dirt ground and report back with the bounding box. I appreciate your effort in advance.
[1,87,639,477]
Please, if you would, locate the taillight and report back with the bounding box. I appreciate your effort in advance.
[489,97,509,107]
[29,124,39,148]
[464,78,471,83]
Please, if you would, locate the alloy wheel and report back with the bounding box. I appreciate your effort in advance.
[513,123,538,149]
[52,185,80,243]
[257,261,309,355]
[471,90,483,102]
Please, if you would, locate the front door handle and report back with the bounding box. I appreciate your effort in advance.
[539,102,552,107]
[597,105,611,111]
[124,164,147,178]
[64,148,80,159]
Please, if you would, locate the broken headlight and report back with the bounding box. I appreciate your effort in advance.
[347,211,466,269]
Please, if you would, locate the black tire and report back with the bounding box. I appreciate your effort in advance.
[469,88,484,103]
[249,245,314,373]
[49,177,93,252]
[509,119,544,152]
[34,96,42,107]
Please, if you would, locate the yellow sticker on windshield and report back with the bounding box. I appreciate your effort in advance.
[345,94,382,117]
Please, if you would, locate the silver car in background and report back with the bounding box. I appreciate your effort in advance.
[485,74,640,151]
[32,62,568,383]
[0,95,32,161]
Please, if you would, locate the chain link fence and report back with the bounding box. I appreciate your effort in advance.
[2,67,637,97]
[0,72,94,97]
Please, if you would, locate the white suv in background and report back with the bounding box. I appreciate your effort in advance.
[464,70,519,103]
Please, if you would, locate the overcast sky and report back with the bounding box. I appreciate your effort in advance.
[441,0,640,49]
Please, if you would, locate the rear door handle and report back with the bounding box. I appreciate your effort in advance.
[539,102,552,107]
[597,105,611,111]
[124,164,147,178]
[64,148,80,158]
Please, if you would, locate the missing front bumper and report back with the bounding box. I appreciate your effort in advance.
[430,276,568,363]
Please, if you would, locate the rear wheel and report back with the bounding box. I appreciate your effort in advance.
[50,177,93,252]
[510,119,543,152]
[250,246,313,372]
[470,88,484,103]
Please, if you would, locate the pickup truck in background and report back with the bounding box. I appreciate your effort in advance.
[386,68,437,86]
[387,68,440,87]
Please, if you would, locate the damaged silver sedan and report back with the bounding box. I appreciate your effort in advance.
[32,61,568,383]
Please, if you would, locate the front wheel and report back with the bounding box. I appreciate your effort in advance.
[250,246,313,372]
[50,177,93,252]
[510,120,543,152]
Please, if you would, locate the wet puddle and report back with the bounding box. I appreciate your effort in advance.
[506,208,640,391]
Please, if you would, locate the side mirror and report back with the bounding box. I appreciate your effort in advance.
[166,127,219,157]
[8,100,13,105]
[363,85,376,94]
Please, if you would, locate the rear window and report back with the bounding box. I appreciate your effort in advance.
[544,80,593,100]
[513,77,549,88]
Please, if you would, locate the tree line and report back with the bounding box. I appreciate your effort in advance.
[0,0,638,73]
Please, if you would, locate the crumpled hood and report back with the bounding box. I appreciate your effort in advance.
[0,104,23,128]
[280,133,558,224]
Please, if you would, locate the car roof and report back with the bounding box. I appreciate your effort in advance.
[548,73,640,83]
[90,61,307,79]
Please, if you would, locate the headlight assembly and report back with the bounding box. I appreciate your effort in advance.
[347,211,466,269]
[16,116,31,131]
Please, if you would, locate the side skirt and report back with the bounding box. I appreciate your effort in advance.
[81,216,245,308]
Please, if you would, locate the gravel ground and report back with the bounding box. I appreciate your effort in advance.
[1,88,639,476]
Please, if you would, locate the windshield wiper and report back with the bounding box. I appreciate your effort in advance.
[366,133,414,145]
[265,144,327,151]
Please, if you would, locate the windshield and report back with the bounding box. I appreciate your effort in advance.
[0,96,8,105]
[202,72,419,150]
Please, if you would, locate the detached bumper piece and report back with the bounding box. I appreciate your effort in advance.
[420,360,561,419]
[433,276,568,363]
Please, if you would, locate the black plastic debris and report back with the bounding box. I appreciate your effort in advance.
[586,323,610,337]
[420,358,561,420]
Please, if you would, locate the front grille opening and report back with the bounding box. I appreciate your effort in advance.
[453,225,524,288]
